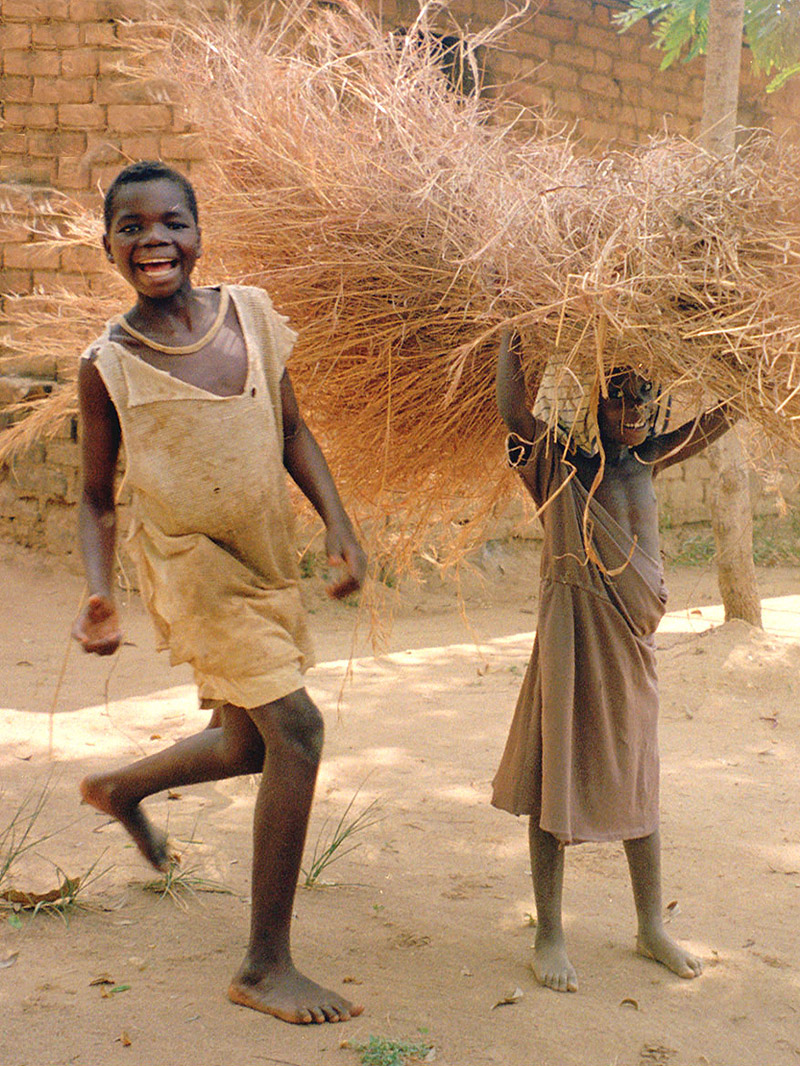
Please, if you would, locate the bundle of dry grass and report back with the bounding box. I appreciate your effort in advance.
[2,0,799,568]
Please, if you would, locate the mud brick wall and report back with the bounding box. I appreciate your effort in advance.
[1,0,798,559]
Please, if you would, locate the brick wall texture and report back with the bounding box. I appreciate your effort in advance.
[1,0,798,559]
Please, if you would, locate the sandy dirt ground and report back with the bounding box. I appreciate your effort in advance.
[1,538,799,1066]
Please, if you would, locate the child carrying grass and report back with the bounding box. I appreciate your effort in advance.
[492,329,736,992]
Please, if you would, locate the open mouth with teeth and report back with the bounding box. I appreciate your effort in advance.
[136,258,178,276]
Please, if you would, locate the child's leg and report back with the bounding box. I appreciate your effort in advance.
[623,829,702,979]
[529,819,578,992]
[80,704,264,870]
[228,688,363,1025]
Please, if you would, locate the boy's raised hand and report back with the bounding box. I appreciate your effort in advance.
[325,529,367,600]
[72,594,122,655]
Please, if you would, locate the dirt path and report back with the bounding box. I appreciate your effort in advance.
[1,540,798,1066]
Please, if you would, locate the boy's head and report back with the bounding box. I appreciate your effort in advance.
[102,161,202,298]
[533,360,669,456]
[597,369,658,449]
[103,161,198,232]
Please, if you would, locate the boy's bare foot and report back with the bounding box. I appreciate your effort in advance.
[80,775,170,872]
[636,928,703,979]
[532,933,578,993]
[228,961,364,1024]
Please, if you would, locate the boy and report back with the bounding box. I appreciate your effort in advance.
[492,328,736,993]
[73,160,366,1025]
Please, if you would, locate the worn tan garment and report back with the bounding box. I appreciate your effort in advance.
[83,284,314,709]
[491,433,668,844]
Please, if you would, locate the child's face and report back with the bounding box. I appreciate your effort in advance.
[103,178,201,298]
[597,370,656,449]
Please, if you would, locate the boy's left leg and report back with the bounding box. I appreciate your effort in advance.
[228,687,363,1025]
[624,829,703,979]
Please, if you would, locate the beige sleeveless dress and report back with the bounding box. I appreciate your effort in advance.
[82,284,314,709]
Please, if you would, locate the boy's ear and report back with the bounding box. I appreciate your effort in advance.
[102,233,113,261]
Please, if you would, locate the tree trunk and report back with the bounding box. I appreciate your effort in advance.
[700,0,762,626]
[706,430,763,625]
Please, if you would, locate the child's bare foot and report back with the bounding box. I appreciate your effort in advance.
[80,775,170,872]
[228,961,364,1024]
[532,933,578,993]
[636,928,703,979]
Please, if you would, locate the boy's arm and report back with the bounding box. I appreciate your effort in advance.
[72,356,123,654]
[280,369,367,599]
[496,328,539,441]
[645,404,739,474]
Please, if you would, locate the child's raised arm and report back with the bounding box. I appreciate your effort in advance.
[643,403,740,474]
[72,356,123,655]
[279,369,367,599]
[496,328,538,442]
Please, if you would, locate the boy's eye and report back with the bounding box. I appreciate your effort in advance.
[167,220,188,229]
[118,223,140,234]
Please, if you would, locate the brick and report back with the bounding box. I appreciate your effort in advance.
[1,24,32,49]
[157,132,207,162]
[553,87,583,115]
[576,23,619,54]
[27,130,87,156]
[61,48,100,78]
[4,242,61,271]
[511,29,552,62]
[45,503,79,554]
[82,137,125,165]
[60,244,104,273]
[595,50,613,74]
[613,58,652,85]
[0,129,27,153]
[532,13,576,43]
[541,62,580,89]
[579,72,621,98]
[31,20,80,48]
[0,76,33,103]
[0,269,34,295]
[107,103,172,130]
[34,76,93,104]
[640,85,678,111]
[553,42,595,71]
[58,102,107,128]
[81,22,118,47]
[94,75,153,105]
[97,48,128,75]
[117,133,161,160]
[5,49,60,76]
[57,156,91,189]
[549,0,592,20]
[3,0,69,16]
[70,0,115,16]
[4,103,58,128]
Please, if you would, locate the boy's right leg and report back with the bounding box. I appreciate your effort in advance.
[80,704,264,870]
[529,819,578,992]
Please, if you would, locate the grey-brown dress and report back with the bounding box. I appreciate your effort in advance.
[82,284,314,710]
[491,434,668,844]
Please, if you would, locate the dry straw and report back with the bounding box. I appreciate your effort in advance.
[2,0,799,568]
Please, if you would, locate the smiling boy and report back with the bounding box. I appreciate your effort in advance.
[74,161,366,1025]
[492,329,737,993]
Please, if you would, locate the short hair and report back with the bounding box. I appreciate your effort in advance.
[103,161,199,231]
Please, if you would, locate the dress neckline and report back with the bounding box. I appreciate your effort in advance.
[114,286,229,355]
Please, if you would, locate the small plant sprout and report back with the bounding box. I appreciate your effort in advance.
[347,1035,435,1066]
[142,856,231,910]
[301,787,382,888]
[0,780,58,894]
